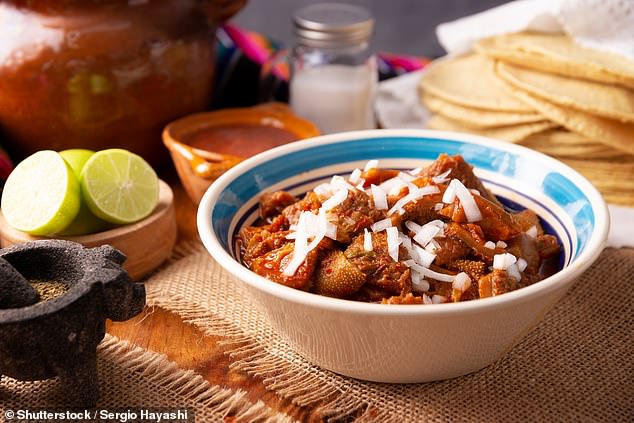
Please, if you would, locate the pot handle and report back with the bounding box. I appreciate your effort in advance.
[200,0,248,24]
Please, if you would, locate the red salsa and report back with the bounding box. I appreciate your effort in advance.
[185,123,299,158]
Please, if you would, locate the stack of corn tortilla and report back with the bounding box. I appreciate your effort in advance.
[420,31,634,206]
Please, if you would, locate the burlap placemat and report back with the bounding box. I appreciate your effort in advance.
[0,334,294,422]
[144,243,634,422]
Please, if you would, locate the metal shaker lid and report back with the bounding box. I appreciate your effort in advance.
[293,3,374,48]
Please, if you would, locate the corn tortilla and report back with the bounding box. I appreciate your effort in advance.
[475,32,634,89]
[559,159,634,207]
[520,130,629,161]
[427,114,557,143]
[422,93,545,128]
[419,53,533,113]
[500,83,634,155]
[496,61,634,123]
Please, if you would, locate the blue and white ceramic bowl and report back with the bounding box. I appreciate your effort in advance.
[198,129,609,383]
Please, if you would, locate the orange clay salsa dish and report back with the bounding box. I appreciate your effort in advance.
[238,154,561,304]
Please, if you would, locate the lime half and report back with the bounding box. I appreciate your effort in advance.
[1,150,81,235]
[60,149,95,179]
[58,148,112,236]
[80,149,159,225]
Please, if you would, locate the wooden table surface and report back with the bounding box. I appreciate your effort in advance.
[106,169,315,421]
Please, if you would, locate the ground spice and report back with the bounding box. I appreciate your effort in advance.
[30,280,69,303]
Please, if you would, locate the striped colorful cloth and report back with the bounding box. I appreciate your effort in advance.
[218,23,429,81]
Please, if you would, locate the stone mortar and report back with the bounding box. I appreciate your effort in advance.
[0,239,146,407]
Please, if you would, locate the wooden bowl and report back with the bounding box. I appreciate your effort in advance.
[0,180,176,281]
[163,102,320,205]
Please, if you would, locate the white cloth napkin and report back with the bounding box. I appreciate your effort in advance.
[436,0,634,60]
[607,205,634,248]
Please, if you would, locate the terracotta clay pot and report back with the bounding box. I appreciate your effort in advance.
[0,0,246,166]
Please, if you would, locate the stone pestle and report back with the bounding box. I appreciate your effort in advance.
[0,257,40,309]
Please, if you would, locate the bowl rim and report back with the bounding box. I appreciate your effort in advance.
[197,129,610,316]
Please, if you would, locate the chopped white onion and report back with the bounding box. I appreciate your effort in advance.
[387,185,440,216]
[371,218,393,232]
[493,253,517,270]
[405,220,422,234]
[283,251,306,276]
[451,179,483,222]
[330,175,355,191]
[442,179,483,222]
[442,181,457,203]
[370,184,388,210]
[294,212,309,251]
[386,226,400,262]
[423,294,433,305]
[413,244,436,267]
[363,228,373,251]
[388,180,409,196]
[434,203,444,212]
[320,212,338,240]
[348,168,362,184]
[432,295,447,304]
[425,239,441,254]
[428,219,446,229]
[484,241,496,250]
[300,211,320,233]
[411,269,420,284]
[452,272,471,292]
[399,234,412,250]
[526,225,538,238]
[320,188,348,212]
[283,212,310,276]
[379,177,407,196]
[507,263,522,281]
[496,240,508,249]
[423,268,455,283]
[432,169,452,184]
[364,159,379,171]
[413,222,442,247]
[411,272,430,292]
[398,171,416,182]
[517,257,528,272]
[405,260,455,282]
[313,183,333,197]
[283,211,335,276]
[409,167,423,176]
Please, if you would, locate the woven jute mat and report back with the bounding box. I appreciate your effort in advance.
[2,244,631,422]
[0,334,294,422]
[140,243,634,422]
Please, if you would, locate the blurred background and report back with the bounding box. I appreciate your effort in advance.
[0,0,511,176]
[214,0,510,109]
[232,0,509,57]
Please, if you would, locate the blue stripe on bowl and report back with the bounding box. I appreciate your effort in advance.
[210,135,595,265]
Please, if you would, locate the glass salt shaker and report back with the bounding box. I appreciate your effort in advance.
[289,3,377,134]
